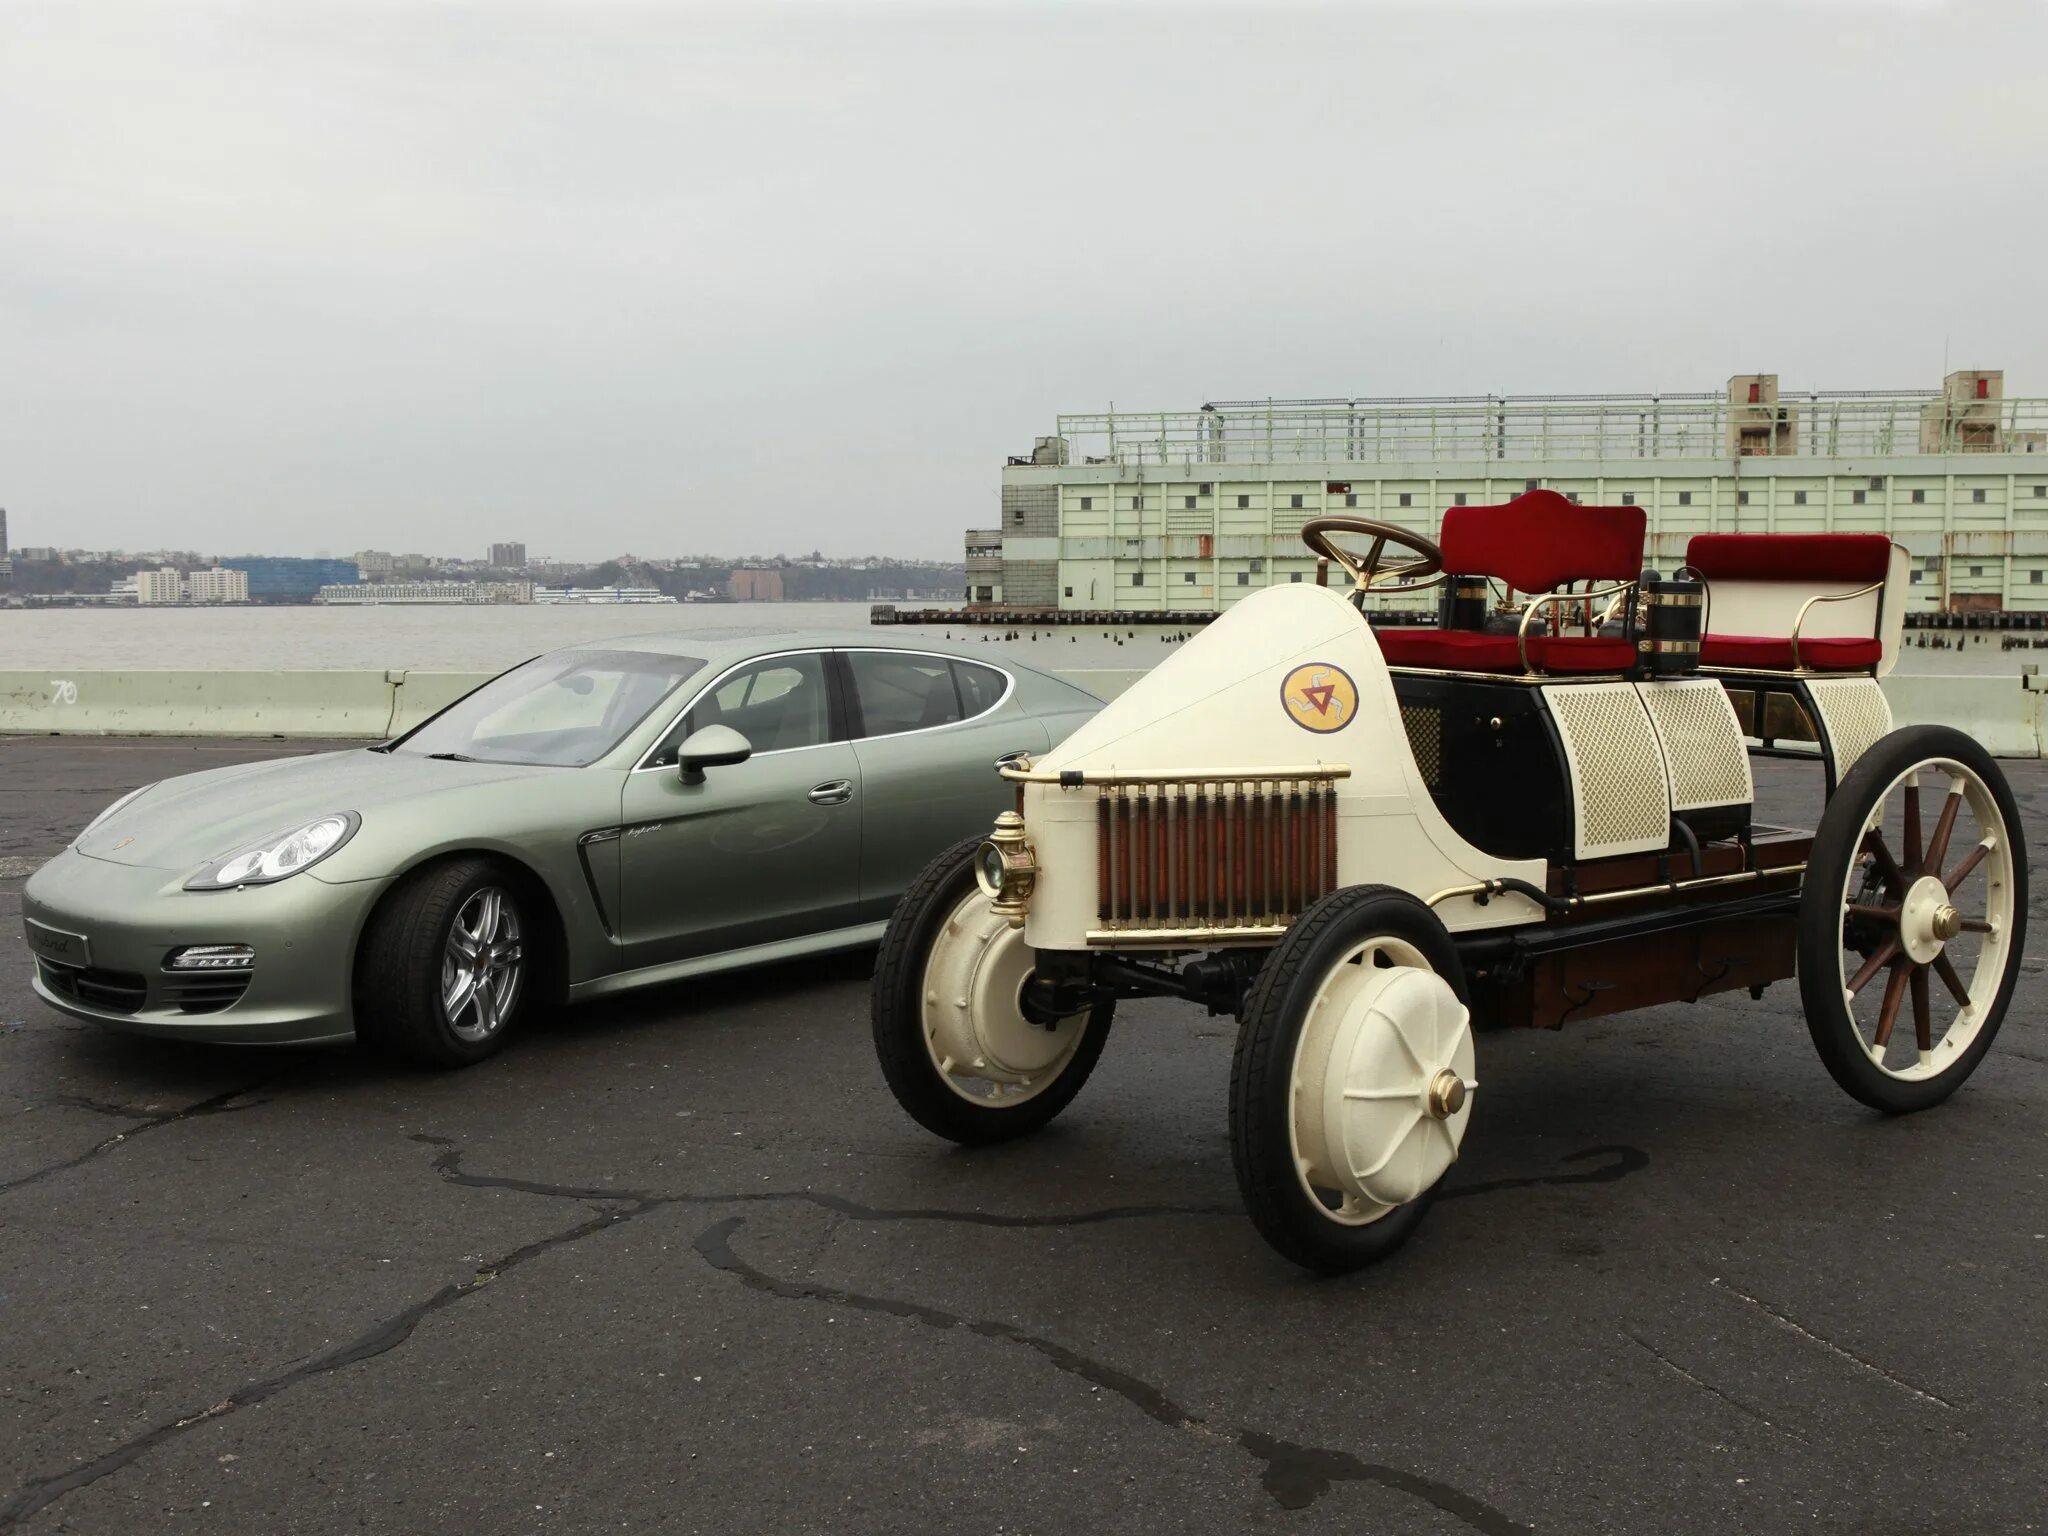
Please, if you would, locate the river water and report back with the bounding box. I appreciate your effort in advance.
[0,602,2036,676]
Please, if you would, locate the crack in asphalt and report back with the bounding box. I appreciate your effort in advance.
[423,1138,1567,1529]
[1,1134,1644,1531]
[42,1093,167,1120]
[1708,1276,1957,1411]
[1620,1327,1811,1447]
[0,1079,278,1196]
[415,1135,1242,1226]
[1440,1143,1648,1202]
[0,1205,634,1531]
[694,1213,1531,1533]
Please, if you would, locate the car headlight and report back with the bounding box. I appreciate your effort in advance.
[974,810,1037,926]
[184,813,360,891]
[75,783,156,844]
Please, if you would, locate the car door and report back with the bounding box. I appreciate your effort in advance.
[838,649,1049,921]
[615,649,864,969]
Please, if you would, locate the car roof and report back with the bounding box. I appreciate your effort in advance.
[557,627,1064,674]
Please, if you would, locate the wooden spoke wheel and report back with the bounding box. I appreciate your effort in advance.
[1799,725,2027,1113]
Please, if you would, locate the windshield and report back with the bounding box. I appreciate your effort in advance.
[396,649,705,767]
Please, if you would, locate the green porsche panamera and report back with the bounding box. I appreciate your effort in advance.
[21,633,1102,1065]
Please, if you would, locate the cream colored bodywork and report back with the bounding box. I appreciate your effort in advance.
[1018,585,1549,950]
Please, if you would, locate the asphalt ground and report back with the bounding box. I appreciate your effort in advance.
[2,735,2044,1536]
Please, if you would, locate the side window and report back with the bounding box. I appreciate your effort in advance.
[951,660,1008,719]
[849,652,964,737]
[648,652,832,764]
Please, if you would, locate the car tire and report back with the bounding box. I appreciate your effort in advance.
[1230,885,1469,1274]
[872,837,1112,1145]
[356,857,533,1069]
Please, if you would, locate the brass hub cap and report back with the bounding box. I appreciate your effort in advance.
[1427,1068,1467,1119]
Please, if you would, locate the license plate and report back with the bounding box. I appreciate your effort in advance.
[24,919,91,968]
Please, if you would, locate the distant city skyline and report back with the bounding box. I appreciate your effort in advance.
[6,3,2045,559]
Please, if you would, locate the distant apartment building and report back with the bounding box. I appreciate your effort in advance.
[132,566,246,604]
[135,567,185,605]
[728,567,785,601]
[985,369,2048,614]
[186,567,250,604]
[489,541,527,568]
[317,580,535,605]
[354,549,396,579]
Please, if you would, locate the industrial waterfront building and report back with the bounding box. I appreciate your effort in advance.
[318,580,534,605]
[978,371,2048,615]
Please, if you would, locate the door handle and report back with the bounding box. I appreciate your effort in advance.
[808,779,855,806]
[993,750,1034,775]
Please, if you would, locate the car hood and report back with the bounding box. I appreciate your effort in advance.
[73,749,558,872]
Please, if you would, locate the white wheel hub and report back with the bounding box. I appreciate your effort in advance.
[1897,874,1953,966]
[922,889,1088,1104]
[1290,938,1475,1226]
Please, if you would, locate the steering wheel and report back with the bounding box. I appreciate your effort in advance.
[1300,516,1446,593]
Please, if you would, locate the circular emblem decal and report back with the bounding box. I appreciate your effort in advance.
[1280,662,1359,734]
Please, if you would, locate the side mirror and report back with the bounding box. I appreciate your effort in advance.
[675,724,752,784]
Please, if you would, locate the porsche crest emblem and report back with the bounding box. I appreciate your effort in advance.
[1280,662,1358,733]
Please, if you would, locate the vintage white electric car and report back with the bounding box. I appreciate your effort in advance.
[870,491,2028,1273]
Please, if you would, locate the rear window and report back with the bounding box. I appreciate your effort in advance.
[847,652,1009,738]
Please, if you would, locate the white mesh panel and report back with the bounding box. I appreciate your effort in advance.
[1636,679,1753,812]
[1543,683,1671,859]
[1806,677,1893,782]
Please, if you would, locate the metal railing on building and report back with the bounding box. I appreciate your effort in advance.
[1048,393,2048,469]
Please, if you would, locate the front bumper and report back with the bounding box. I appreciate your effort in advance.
[21,849,393,1044]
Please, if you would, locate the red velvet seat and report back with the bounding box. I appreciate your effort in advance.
[1684,533,1893,675]
[1376,489,1647,675]
[1685,534,1891,585]
[1377,628,1637,673]
[1696,635,1883,671]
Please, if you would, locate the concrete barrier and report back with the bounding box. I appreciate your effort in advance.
[0,670,406,739]
[1882,673,2044,757]
[386,671,493,735]
[3,665,2043,756]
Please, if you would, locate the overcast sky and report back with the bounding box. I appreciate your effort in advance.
[3,1,2043,563]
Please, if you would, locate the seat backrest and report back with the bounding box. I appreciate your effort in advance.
[1684,533,1908,676]
[1439,488,1645,593]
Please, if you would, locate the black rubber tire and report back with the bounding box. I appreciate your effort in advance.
[355,857,533,1069]
[871,838,1113,1146]
[1230,885,1467,1275]
[1799,724,2027,1114]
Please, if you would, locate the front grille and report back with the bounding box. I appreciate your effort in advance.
[37,960,148,1015]
[1095,777,1340,936]
[159,974,254,1015]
